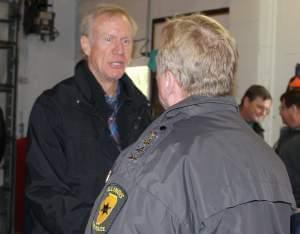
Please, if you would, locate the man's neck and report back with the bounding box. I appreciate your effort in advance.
[239,108,252,122]
[87,61,119,97]
[103,81,118,97]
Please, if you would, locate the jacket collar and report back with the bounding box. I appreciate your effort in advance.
[74,60,95,102]
[280,126,300,136]
[161,95,239,120]
[73,60,135,105]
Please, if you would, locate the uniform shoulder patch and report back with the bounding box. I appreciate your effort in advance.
[92,183,127,233]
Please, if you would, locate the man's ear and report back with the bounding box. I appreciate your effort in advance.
[291,104,299,114]
[165,70,177,90]
[80,36,91,57]
[244,97,250,107]
[164,70,187,106]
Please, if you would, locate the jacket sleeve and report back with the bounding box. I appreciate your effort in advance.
[279,145,300,207]
[85,181,193,234]
[26,96,90,233]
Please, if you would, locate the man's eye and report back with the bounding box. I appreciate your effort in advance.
[122,38,131,45]
[104,36,112,42]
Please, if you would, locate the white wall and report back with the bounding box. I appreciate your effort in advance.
[17,0,78,137]
[230,1,260,98]
[230,0,274,142]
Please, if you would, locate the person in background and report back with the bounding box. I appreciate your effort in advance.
[239,84,272,138]
[25,4,152,233]
[85,14,295,234]
[276,78,300,208]
[277,75,300,233]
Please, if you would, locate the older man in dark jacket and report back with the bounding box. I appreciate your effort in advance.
[85,14,295,234]
[25,4,152,233]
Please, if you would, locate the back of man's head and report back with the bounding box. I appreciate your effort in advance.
[156,14,238,97]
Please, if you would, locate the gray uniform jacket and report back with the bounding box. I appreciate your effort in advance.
[86,96,295,234]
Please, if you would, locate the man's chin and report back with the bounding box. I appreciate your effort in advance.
[108,69,126,80]
[254,117,263,123]
[110,73,125,80]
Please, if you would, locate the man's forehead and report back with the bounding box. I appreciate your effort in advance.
[93,14,133,33]
[252,96,272,106]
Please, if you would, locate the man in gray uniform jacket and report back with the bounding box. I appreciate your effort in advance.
[85,14,295,233]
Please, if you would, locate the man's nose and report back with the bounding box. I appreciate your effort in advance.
[256,108,266,118]
[262,108,269,117]
[113,41,124,55]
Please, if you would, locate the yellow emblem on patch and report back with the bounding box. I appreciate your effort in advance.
[96,193,117,225]
[92,184,127,233]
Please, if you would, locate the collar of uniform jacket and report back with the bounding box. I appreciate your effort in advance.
[161,95,239,120]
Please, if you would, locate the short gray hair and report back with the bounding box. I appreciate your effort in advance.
[80,4,138,39]
[156,14,238,96]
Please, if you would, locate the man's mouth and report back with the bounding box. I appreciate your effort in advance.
[111,62,125,68]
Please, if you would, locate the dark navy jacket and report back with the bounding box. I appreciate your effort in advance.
[25,60,152,233]
[276,127,300,207]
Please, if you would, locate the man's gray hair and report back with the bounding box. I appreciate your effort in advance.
[156,14,238,96]
[80,4,138,39]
